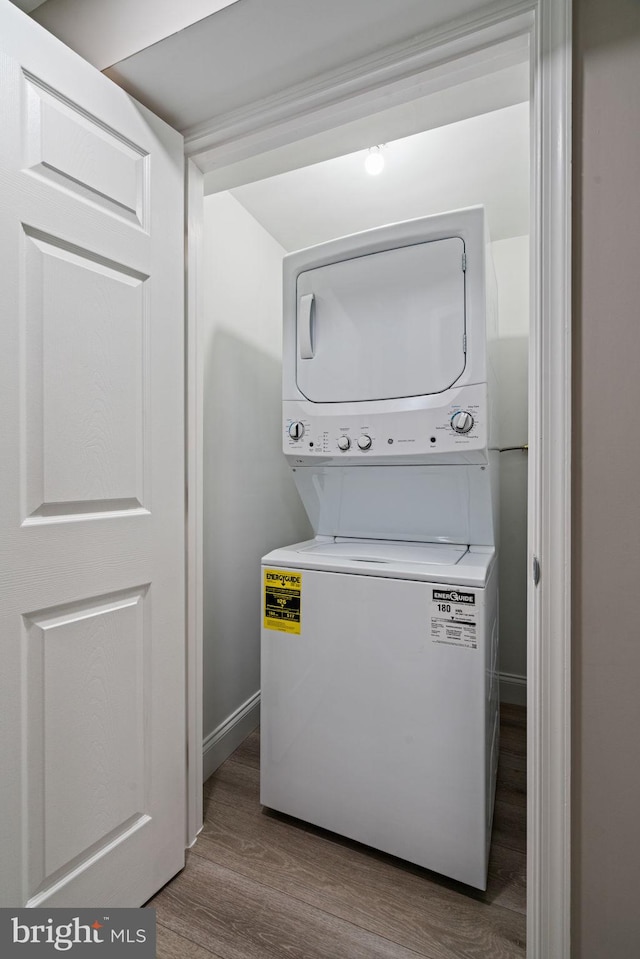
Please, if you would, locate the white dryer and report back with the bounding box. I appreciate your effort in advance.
[261,207,500,889]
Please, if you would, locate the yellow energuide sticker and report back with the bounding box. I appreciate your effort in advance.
[264,568,302,634]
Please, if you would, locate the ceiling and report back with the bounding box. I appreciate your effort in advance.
[227,101,529,252]
[104,0,516,133]
[10,0,47,11]
[26,0,245,72]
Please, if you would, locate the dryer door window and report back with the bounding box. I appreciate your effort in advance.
[295,236,466,403]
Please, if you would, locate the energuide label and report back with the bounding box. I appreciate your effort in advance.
[264,568,302,634]
[430,587,478,649]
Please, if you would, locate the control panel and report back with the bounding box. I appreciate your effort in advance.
[283,384,488,462]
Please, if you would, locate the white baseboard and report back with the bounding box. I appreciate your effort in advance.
[202,691,260,782]
[499,671,527,707]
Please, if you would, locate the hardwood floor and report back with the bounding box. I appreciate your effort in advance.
[148,704,526,959]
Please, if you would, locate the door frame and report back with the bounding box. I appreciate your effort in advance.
[184,0,572,955]
[185,158,204,846]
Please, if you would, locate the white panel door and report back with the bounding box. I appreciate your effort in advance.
[296,237,466,403]
[0,2,185,907]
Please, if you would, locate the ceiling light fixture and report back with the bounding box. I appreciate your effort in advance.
[364,145,385,176]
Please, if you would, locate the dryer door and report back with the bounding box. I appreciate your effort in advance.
[296,236,466,403]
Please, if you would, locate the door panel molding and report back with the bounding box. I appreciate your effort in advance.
[24,585,150,899]
[22,69,149,228]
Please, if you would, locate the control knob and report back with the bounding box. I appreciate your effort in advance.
[357,434,373,451]
[288,421,305,440]
[451,411,474,434]
[337,436,351,451]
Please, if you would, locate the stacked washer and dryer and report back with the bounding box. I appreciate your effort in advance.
[260,206,499,890]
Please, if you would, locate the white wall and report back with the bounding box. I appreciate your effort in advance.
[492,235,529,702]
[202,192,311,777]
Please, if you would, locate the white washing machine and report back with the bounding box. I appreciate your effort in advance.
[261,538,499,890]
[261,207,500,889]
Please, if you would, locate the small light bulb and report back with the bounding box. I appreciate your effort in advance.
[365,146,385,176]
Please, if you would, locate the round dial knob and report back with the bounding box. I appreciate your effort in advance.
[288,421,305,440]
[337,436,351,451]
[357,434,373,451]
[451,410,474,434]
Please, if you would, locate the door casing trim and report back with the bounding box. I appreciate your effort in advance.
[185,3,572,955]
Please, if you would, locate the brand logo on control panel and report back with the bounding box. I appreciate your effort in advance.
[432,589,475,605]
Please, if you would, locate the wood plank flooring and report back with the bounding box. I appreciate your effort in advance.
[148,704,526,959]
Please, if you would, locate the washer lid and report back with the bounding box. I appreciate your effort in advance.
[262,539,496,587]
[263,539,495,585]
[299,539,468,566]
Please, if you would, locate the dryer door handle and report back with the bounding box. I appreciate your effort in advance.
[299,293,315,359]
